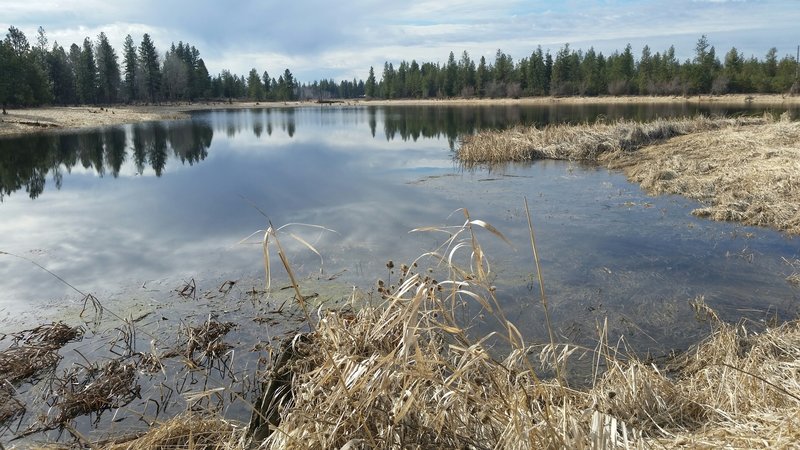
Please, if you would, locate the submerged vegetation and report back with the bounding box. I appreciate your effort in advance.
[2,212,799,449]
[460,114,800,234]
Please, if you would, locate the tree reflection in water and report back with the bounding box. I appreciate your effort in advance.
[0,120,214,200]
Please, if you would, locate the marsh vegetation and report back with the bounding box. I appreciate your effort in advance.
[459,113,800,234]
[2,105,799,448]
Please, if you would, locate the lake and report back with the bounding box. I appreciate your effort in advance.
[1,102,799,440]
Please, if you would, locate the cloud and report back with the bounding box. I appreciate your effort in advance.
[1,0,797,81]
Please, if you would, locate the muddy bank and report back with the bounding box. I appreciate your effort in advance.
[459,114,800,234]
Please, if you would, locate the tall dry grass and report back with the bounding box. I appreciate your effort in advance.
[457,116,767,164]
[101,212,800,450]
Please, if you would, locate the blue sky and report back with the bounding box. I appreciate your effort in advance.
[2,0,798,83]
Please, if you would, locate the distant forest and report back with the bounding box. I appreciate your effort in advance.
[1,26,798,109]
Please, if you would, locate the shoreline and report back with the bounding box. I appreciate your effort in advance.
[459,116,800,234]
[1,94,798,137]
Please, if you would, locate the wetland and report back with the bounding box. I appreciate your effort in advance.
[1,101,800,446]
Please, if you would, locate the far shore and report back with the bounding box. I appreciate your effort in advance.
[1,94,798,137]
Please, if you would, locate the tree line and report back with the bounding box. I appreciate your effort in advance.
[2,26,798,109]
[0,26,300,110]
[366,36,799,99]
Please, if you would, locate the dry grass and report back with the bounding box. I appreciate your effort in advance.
[458,116,763,164]
[0,382,25,425]
[72,213,800,449]
[117,289,800,449]
[0,322,84,384]
[247,297,800,449]
[617,115,800,234]
[0,345,61,383]
[50,360,139,426]
[459,114,800,233]
[6,215,797,448]
[103,413,241,450]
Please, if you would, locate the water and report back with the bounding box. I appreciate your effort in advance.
[1,103,799,440]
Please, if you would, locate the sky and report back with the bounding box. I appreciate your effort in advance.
[2,0,799,83]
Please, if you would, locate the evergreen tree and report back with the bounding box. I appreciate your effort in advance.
[408,60,422,98]
[692,35,718,93]
[381,62,395,98]
[365,66,377,98]
[551,44,580,95]
[138,33,161,102]
[48,43,76,104]
[122,34,137,102]
[492,49,514,97]
[262,70,272,99]
[722,47,744,93]
[581,47,606,96]
[282,68,296,100]
[76,37,98,103]
[246,68,264,100]
[637,45,654,94]
[458,51,475,96]
[475,56,488,97]
[95,32,120,103]
[195,59,210,98]
[444,51,458,97]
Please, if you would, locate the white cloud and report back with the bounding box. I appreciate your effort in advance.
[1,0,798,81]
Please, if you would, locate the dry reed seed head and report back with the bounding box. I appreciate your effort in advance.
[386,260,394,269]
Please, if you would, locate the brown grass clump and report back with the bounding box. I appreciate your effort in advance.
[15,322,85,348]
[183,318,236,362]
[459,115,800,233]
[50,360,139,426]
[243,301,800,449]
[254,287,590,449]
[0,322,84,384]
[0,383,25,425]
[0,345,61,383]
[458,116,764,164]
[617,116,800,233]
[104,413,241,450]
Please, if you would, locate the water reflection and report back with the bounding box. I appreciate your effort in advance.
[0,121,213,200]
[201,102,799,150]
[4,102,789,203]
[1,104,798,347]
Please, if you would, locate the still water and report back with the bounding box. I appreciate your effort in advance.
[2,103,799,343]
[2,102,800,440]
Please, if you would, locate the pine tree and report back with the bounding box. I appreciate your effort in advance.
[48,43,76,104]
[247,68,264,100]
[365,66,377,98]
[95,32,120,103]
[77,37,98,103]
[122,35,137,102]
[476,56,487,97]
[138,33,161,102]
[444,51,457,97]
[282,69,296,100]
